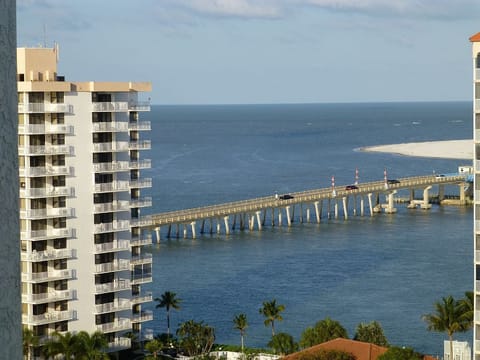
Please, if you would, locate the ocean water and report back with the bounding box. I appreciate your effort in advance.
[141,102,473,357]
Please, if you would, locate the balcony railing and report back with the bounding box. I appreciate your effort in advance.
[131,273,152,285]
[129,178,152,189]
[18,103,74,114]
[96,318,131,333]
[20,186,75,198]
[18,124,74,135]
[131,253,152,266]
[92,102,129,112]
[128,121,151,131]
[93,161,130,172]
[106,337,131,352]
[93,220,130,234]
[22,310,76,325]
[19,165,74,177]
[21,227,74,241]
[93,200,130,213]
[129,159,151,170]
[132,310,153,323]
[130,197,152,208]
[94,239,130,253]
[95,278,131,294]
[22,289,75,304]
[22,269,74,283]
[131,291,153,305]
[95,259,130,273]
[19,145,74,156]
[92,122,129,132]
[94,181,130,193]
[131,233,153,247]
[93,141,129,152]
[130,216,153,227]
[129,140,151,150]
[128,101,151,111]
[21,248,75,262]
[20,206,74,219]
[95,298,131,314]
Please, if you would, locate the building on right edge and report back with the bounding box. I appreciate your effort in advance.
[471,32,480,359]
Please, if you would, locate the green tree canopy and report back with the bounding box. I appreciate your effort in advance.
[176,319,215,356]
[268,332,298,355]
[299,318,348,348]
[259,299,285,336]
[233,313,248,353]
[75,331,109,359]
[155,291,182,338]
[458,291,473,331]
[353,321,389,346]
[145,339,163,359]
[377,346,423,360]
[22,328,39,360]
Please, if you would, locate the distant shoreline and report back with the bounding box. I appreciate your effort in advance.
[360,139,472,160]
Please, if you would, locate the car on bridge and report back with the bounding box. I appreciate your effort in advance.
[345,185,359,190]
[279,194,294,200]
[387,179,400,184]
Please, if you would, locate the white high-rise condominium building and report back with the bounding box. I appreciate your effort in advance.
[18,47,153,354]
[472,32,480,359]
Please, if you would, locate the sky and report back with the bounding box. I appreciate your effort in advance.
[16,0,480,105]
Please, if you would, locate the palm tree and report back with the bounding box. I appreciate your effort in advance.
[75,331,109,359]
[22,328,38,360]
[259,299,285,336]
[42,331,78,359]
[145,339,163,359]
[458,291,474,331]
[422,295,465,360]
[155,291,182,338]
[233,313,248,353]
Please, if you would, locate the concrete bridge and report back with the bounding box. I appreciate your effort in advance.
[145,173,470,240]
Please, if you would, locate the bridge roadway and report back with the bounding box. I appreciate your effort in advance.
[147,173,469,239]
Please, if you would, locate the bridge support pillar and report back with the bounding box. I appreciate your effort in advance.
[183,225,187,238]
[262,210,266,226]
[334,200,339,219]
[175,224,180,238]
[249,214,255,231]
[232,215,237,230]
[360,196,364,216]
[271,208,275,226]
[327,199,331,219]
[239,214,245,231]
[154,227,160,243]
[167,225,172,238]
[285,206,292,227]
[190,222,196,238]
[278,211,282,226]
[216,219,221,233]
[367,193,373,216]
[459,183,466,203]
[342,197,348,220]
[210,219,213,234]
[300,204,304,223]
[353,196,357,216]
[314,201,321,223]
[256,211,262,231]
[224,216,230,235]
[385,191,397,213]
[438,185,445,202]
[306,208,310,223]
[200,220,205,234]
[422,186,432,209]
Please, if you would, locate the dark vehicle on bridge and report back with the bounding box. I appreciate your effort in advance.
[279,194,294,200]
[345,185,359,190]
[387,179,400,184]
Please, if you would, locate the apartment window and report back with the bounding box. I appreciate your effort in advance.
[53,259,67,270]
[50,92,64,104]
[94,213,113,224]
[54,280,67,291]
[32,283,48,294]
[94,233,114,245]
[93,132,112,143]
[93,152,112,163]
[33,304,47,315]
[29,113,45,124]
[95,272,114,284]
[55,301,68,311]
[53,238,67,249]
[29,92,44,103]
[29,135,45,146]
[52,176,66,187]
[31,219,47,231]
[18,73,25,81]
[32,262,47,273]
[92,112,112,123]
[51,134,65,145]
[51,113,65,124]
[95,313,114,325]
[55,321,68,332]
[31,198,46,209]
[92,93,111,103]
[51,155,65,166]
[53,197,66,208]
[30,156,45,167]
[32,241,47,252]
[95,173,113,184]
[95,252,114,264]
[95,293,114,305]
[34,325,48,337]
[53,217,66,229]
[94,193,113,204]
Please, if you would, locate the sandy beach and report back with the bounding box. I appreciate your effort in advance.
[361,139,472,160]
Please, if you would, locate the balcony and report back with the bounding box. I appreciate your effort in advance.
[130,216,153,227]
[131,310,153,323]
[20,206,74,219]
[92,102,129,112]
[94,181,130,193]
[131,233,153,247]
[22,310,76,326]
[95,298,131,314]
[21,227,74,241]
[131,291,153,305]
[93,200,130,213]
[95,259,130,274]
[128,121,151,131]
[21,248,75,262]
[19,165,74,177]
[106,337,131,352]
[22,269,74,283]
[131,253,152,266]
[92,121,129,132]
[93,161,130,173]
[93,141,129,152]
[130,197,152,208]
[93,220,130,234]
[131,273,152,285]
[96,318,131,333]
[95,278,131,294]
[18,102,74,114]
[129,178,152,189]
[22,289,75,304]
[128,101,150,112]
[19,145,74,156]
[129,159,151,170]
[129,140,151,150]
[20,186,75,198]
[18,124,74,135]
[94,239,130,254]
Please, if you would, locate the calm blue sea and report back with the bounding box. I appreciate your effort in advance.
[141,102,473,357]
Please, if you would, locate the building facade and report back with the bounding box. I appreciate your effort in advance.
[472,32,480,360]
[18,47,153,354]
